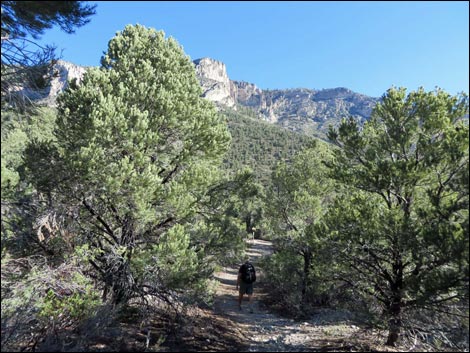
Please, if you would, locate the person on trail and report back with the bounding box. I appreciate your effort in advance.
[236,257,256,313]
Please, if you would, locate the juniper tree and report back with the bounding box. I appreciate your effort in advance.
[25,25,231,305]
[327,87,469,346]
[266,140,333,310]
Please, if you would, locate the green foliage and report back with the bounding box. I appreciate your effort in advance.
[1,107,56,197]
[37,272,100,322]
[263,141,336,314]
[269,142,332,236]
[25,24,232,305]
[192,167,264,264]
[1,107,58,259]
[139,225,200,290]
[1,255,100,351]
[222,107,315,186]
[1,1,96,111]
[326,87,469,345]
[1,1,96,38]
[259,251,304,315]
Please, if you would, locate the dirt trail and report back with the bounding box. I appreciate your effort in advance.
[212,239,384,352]
[213,239,298,351]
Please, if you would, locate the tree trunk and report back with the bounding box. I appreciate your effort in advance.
[102,285,109,302]
[386,250,404,346]
[245,214,254,234]
[301,250,312,304]
[386,299,402,346]
[110,261,135,306]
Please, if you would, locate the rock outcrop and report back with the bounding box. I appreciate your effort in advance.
[46,60,87,102]
[193,57,378,133]
[27,57,378,135]
[255,87,376,126]
[13,60,88,105]
[194,57,236,108]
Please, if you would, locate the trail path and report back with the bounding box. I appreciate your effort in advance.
[212,239,383,352]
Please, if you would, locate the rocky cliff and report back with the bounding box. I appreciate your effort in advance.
[193,58,236,108]
[34,57,378,135]
[47,60,87,101]
[194,57,378,134]
[14,60,87,105]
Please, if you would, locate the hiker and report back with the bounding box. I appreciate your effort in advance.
[236,257,256,313]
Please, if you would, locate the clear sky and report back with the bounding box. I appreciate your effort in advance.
[36,1,469,97]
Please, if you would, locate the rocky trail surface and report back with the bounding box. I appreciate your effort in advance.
[210,239,392,352]
[50,239,430,352]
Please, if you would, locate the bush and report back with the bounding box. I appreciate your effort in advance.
[1,255,100,351]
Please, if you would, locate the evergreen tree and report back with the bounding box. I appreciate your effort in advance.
[1,1,95,111]
[222,107,314,186]
[1,1,95,256]
[194,167,264,265]
[25,24,231,305]
[266,140,333,312]
[326,87,469,346]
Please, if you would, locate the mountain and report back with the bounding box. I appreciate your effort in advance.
[222,107,316,184]
[23,58,378,137]
[193,57,379,136]
[11,60,87,106]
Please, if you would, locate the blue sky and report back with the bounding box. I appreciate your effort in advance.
[37,1,468,97]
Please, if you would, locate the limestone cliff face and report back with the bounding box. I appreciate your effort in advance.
[193,57,236,108]
[258,87,377,126]
[29,57,377,135]
[23,60,88,105]
[230,84,377,133]
[232,81,265,109]
[7,60,87,105]
[46,60,87,102]
[193,57,378,133]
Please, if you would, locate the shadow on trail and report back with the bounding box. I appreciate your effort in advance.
[210,240,389,352]
[213,275,236,287]
[221,267,239,275]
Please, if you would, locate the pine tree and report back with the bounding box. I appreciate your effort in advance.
[266,140,333,310]
[327,87,469,346]
[26,24,231,305]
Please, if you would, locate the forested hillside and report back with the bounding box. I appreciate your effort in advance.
[222,107,315,185]
[1,5,468,352]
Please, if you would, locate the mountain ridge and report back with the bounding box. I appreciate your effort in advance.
[20,57,379,136]
[193,57,378,133]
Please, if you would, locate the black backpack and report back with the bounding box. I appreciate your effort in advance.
[241,262,256,284]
